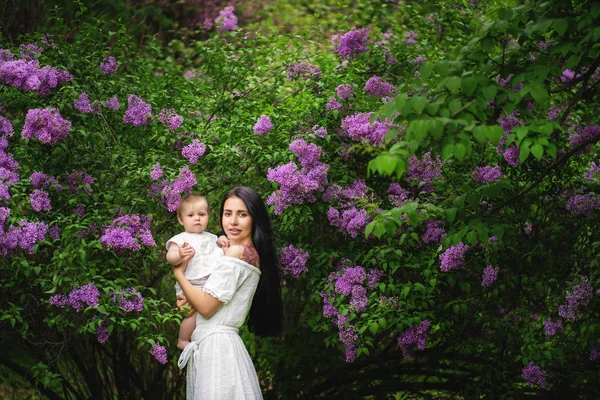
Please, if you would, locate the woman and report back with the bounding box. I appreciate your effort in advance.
[173,187,283,399]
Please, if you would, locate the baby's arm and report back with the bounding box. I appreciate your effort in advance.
[216,235,230,249]
[166,242,195,266]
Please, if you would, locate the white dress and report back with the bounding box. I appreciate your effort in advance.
[166,231,223,297]
[177,257,263,399]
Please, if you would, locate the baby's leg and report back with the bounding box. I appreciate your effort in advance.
[178,313,196,350]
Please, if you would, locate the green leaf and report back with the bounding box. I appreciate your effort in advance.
[519,145,531,163]
[553,18,568,36]
[446,76,462,93]
[482,85,497,101]
[368,322,379,335]
[420,63,434,80]
[531,143,544,160]
[530,84,549,103]
[486,126,503,145]
[462,77,477,96]
[410,96,428,114]
[446,208,458,223]
[472,126,486,143]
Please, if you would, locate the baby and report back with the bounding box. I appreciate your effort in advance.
[166,194,227,350]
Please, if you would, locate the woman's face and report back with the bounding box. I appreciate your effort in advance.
[222,196,253,245]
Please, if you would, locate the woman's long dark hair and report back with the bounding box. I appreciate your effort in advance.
[220,187,283,337]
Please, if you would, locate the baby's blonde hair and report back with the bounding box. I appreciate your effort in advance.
[176,194,209,218]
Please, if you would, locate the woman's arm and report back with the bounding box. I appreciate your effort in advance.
[173,257,223,319]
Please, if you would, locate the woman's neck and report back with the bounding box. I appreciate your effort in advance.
[230,239,252,247]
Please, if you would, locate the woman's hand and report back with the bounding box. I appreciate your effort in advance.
[177,294,196,317]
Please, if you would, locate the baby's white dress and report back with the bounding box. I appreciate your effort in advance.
[178,256,263,399]
[166,231,223,296]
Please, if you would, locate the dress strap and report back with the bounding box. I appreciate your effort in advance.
[177,325,239,369]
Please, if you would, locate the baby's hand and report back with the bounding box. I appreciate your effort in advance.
[216,235,230,249]
[179,242,195,262]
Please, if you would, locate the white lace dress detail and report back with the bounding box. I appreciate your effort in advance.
[178,257,263,399]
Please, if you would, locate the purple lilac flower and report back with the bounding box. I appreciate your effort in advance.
[123,95,152,126]
[336,84,353,100]
[397,320,431,358]
[149,344,168,364]
[181,139,206,164]
[565,194,599,216]
[367,269,383,288]
[503,146,520,166]
[332,28,371,59]
[569,125,600,148]
[498,112,522,136]
[341,179,368,200]
[150,163,163,180]
[328,206,372,238]
[421,221,446,244]
[584,161,600,182]
[364,76,395,97]
[100,56,117,74]
[334,266,366,295]
[387,183,411,207]
[547,106,562,121]
[215,6,237,32]
[326,97,342,110]
[73,205,85,221]
[340,112,393,145]
[286,61,322,81]
[96,318,110,344]
[522,361,547,388]
[0,117,14,136]
[406,152,445,191]
[411,56,427,63]
[49,294,69,308]
[590,348,600,361]
[104,96,120,110]
[74,92,94,114]
[100,213,155,251]
[47,225,60,240]
[267,161,328,214]
[482,265,499,287]
[558,277,593,321]
[323,184,342,203]
[11,220,48,254]
[29,171,61,190]
[0,207,9,227]
[0,59,72,95]
[158,108,183,131]
[350,285,368,312]
[66,170,94,194]
[19,43,42,60]
[404,31,418,45]
[158,167,197,212]
[22,108,71,145]
[544,318,563,338]
[472,166,503,183]
[68,282,100,311]
[312,125,327,138]
[280,244,309,277]
[523,222,533,235]
[112,288,144,312]
[289,139,322,169]
[439,243,469,272]
[253,115,272,135]
[30,189,51,212]
[561,69,579,83]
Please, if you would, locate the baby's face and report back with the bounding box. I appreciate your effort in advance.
[178,200,209,234]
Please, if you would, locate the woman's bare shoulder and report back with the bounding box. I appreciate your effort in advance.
[224,244,259,268]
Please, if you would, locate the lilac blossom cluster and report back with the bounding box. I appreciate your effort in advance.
[104,96,120,110]
[286,61,322,81]
[340,112,394,145]
[123,95,152,126]
[583,161,600,182]
[66,170,94,195]
[336,84,353,100]
[149,344,168,364]
[364,76,395,97]
[49,282,100,312]
[0,117,14,136]
[112,288,144,312]
[439,242,469,272]
[99,56,117,74]
[387,183,412,207]
[332,28,370,59]
[328,207,372,238]
[544,318,563,338]
[96,318,110,344]
[565,193,599,216]
[74,92,94,114]
[0,50,72,95]
[151,167,197,212]
[280,244,309,277]
[253,115,273,135]
[267,140,328,214]
[30,172,61,190]
[406,152,445,192]
[421,220,446,244]
[150,163,163,180]
[1,121,19,206]
[326,97,342,110]
[472,166,503,183]
[312,125,327,138]
[214,6,238,32]
[0,220,48,255]
[503,145,520,166]
[557,277,593,321]
[522,361,547,388]
[158,108,183,131]
[100,213,156,251]
[22,108,72,145]
[181,139,206,164]
[404,31,418,45]
[397,320,431,358]
[569,124,600,149]
[481,265,499,287]
[30,189,51,212]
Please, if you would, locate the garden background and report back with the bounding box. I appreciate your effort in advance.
[1,0,599,398]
